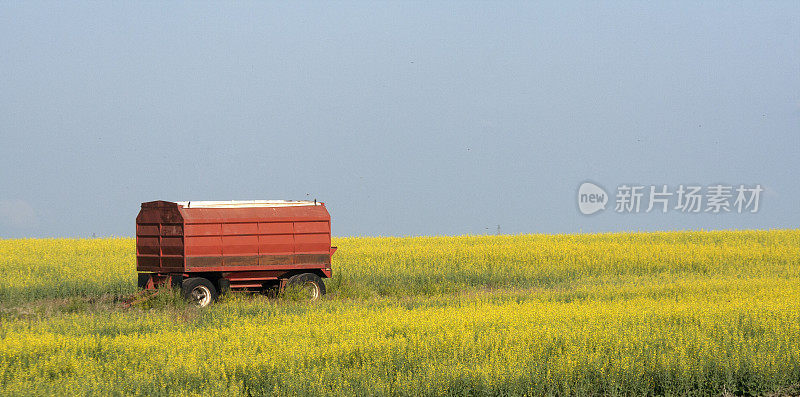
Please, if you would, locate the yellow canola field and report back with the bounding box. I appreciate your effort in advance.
[0,230,798,395]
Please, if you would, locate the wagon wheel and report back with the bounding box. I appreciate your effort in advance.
[181,277,218,308]
[284,273,326,301]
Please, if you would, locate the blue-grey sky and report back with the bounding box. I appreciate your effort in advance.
[1,2,798,238]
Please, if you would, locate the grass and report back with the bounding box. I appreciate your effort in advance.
[0,230,798,395]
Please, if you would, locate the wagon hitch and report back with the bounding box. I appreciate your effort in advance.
[120,288,167,308]
[121,274,181,308]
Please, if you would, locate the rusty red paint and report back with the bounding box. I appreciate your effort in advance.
[136,200,336,290]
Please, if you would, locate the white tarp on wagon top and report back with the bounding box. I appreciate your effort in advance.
[175,200,322,208]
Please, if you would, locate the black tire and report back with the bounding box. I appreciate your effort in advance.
[137,273,151,289]
[284,273,326,301]
[181,277,218,308]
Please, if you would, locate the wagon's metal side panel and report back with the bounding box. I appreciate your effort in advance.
[221,222,259,267]
[293,219,332,265]
[258,222,294,266]
[136,201,185,272]
[180,204,332,275]
[184,223,222,268]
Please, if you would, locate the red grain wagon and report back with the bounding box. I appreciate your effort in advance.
[136,200,336,306]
